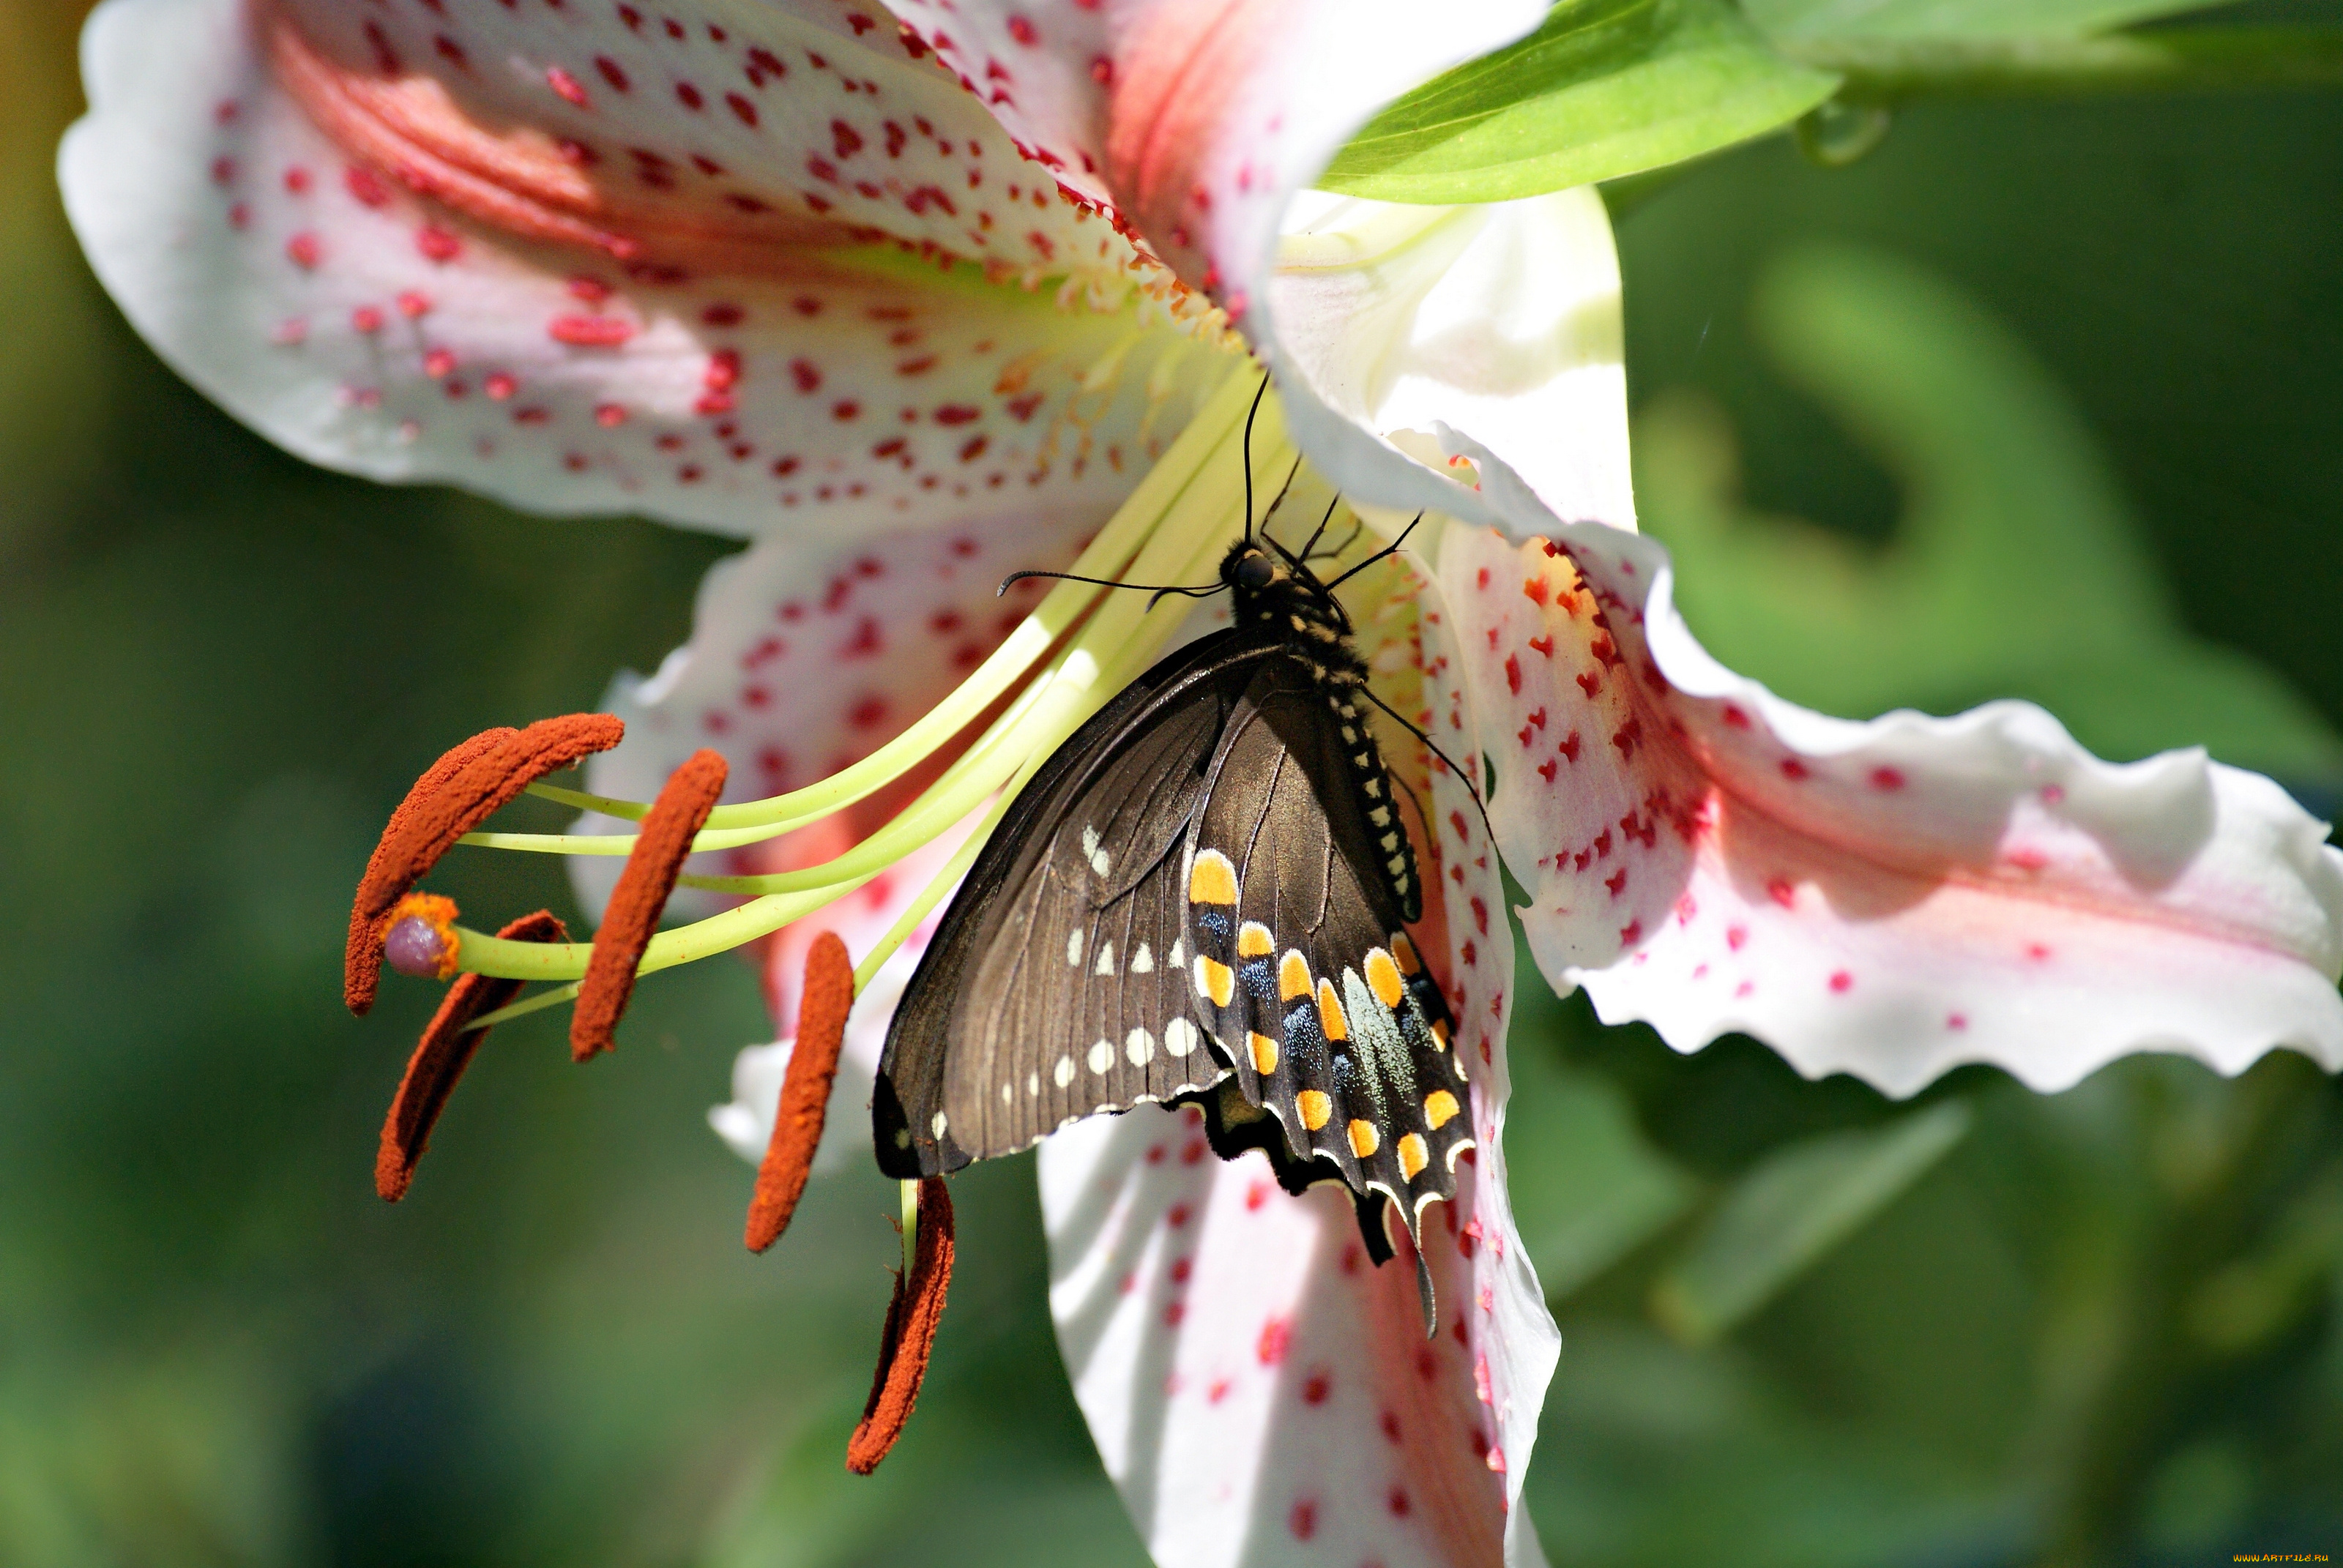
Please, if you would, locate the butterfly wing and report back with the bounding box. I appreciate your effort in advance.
[874,630,1279,1178]
[1180,652,1474,1236]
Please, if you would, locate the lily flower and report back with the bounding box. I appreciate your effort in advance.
[60,0,2343,1565]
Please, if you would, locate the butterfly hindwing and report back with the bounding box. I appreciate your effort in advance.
[1180,652,1475,1233]
[875,632,1276,1177]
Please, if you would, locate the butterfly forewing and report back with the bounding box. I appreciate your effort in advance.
[876,633,1274,1177]
[1180,653,1475,1234]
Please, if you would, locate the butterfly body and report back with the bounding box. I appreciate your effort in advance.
[874,536,1473,1248]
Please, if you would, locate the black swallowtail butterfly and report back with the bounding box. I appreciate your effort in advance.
[872,450,1478,1283]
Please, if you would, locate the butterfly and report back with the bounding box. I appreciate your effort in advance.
[872,457,1478,1287]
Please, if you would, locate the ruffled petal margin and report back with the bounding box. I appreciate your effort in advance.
[1442,520,2343,1097]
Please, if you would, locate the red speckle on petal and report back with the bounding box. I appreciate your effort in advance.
[2026,942,2053,962]
[1781,758,1811,782]
[1006,13,1038,44]
[483,373,516,400]
[1288,1500,1317,1542]
[595,56,630,92]
[415,225,461,263]
[396,290,431,318]
[1829,971,1853,993]
[1869,766,1907,791]
[1257,1317,1291,1365]
[1767,878,1796,908]
[285,232,321,269]
[594,403,627,427]
[1947,1012,1969,1030]
[1301,1371,1330,1405]
[726,92,758,126]
[1166,1203,1191,1228]
[422,348,456,378]
[1164,1301,1185,1326]
[351,305,384,334]
[1726,924,1748,951]
[548,315,635,346]
[547,66,588,105]
[1722,703,1751,728]
[674,81,704,111]
[1245,1179,1268,1212]
[832,400,861,422]
[1504,653,1521,695]
[789,359,822,392]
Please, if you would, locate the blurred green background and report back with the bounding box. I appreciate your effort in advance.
[5,1,2343,1564]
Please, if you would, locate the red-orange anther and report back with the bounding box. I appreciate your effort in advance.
[375,908,570,1202]
[345,725,513,1013]
[570,747,728,1061]
[846,1176,955,1475]
[346,714,624,1015]
[745,930,854,1252]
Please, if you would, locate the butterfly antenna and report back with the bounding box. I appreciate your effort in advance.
[1359,684,1498,848]
[1322,512,1426,594]
[1239,370,1272,542]
[998,569,1226,600]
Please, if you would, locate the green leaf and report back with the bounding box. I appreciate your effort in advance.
[1319,0,1836,204]
[1745,0,2244,41]
[1637,243,2343,780]
[1651,1102,1972,1344]
[1505,1042,1700,1299]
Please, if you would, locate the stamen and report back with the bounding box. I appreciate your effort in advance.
[382,892,461,979]
[347,714,623,1012]
[570,748,726,1061]
[745,930,854,1252]
[344,725,514,1012]
[846,1176,955,1476]
[375,908,570,1202]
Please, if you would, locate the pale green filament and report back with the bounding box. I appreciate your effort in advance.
[450,373,1294,1011]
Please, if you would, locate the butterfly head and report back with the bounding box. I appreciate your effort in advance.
[1221,538,1352,643]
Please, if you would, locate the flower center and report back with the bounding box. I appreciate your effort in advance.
[431,370,1344,1031]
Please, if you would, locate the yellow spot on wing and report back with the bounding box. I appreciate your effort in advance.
[1425,1089,1461,1130]
[1193,955,1234,1007]
[1188,848,1237,906]
[1348,1119,1379,1159]
[1249,1032,1279,1075]
[1398,1132,1428,1180]
[1315,978,1348,1042]
[1364,949,1405,1009]
[1391,933,1422,975]
[1278,951,1311,1002]
[1297,1089,1332,1131]
[1237,922,1274,958]
[1431,1019,1450,1050]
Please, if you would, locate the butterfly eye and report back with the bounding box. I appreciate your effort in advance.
[1234,550,1275,590]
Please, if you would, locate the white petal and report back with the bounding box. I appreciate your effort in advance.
[1443,521,2343,1097]
[62,0,1229,541]
[1270,189,1632,536]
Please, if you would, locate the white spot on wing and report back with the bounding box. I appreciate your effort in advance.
[1054,1055,1076,1089]
[1165,1017,1199,1057]
[931,1111,948,1139]
[1067,928,1084,966]
[1087,1038,1114,1074]
[1130,942,1153,974]
[1095,939,1115,976]
[1126,1027,1155,1065]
